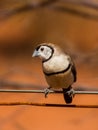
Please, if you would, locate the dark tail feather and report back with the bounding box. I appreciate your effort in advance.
[63,86,73,104]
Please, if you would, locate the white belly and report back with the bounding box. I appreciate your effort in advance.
[44,69,74,89]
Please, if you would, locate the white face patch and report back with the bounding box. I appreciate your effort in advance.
[38,46,53,61]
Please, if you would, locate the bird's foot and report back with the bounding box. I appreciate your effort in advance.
[44,87,51,98]
[63,87,75,104]
[66,88,75,98]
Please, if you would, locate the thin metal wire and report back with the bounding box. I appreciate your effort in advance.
[74,90,98,94]
[0,89,98,95]
[0,89,98,107]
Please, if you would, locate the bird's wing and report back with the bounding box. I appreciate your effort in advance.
[71,63,77,82]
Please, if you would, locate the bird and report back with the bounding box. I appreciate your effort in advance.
[32,43,77,104]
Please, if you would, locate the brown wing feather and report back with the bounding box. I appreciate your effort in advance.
[71,63,77,82]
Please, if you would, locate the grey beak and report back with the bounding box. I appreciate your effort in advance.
[32,50,39,57]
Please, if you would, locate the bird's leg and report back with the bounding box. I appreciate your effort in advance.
[66,87,75,97]
[44,87,51,98]
[63,86,75,104]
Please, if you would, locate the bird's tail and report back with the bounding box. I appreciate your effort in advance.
[63,86,74,104]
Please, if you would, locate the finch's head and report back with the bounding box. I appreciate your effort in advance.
[32,43,54,62]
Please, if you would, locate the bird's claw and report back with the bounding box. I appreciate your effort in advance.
[66,88,75,98]
[63,87,75,104]
[44,88,50,98]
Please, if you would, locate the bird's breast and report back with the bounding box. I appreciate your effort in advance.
[42,55,74,89]
[43,55,69,74]
[44,69,74,89]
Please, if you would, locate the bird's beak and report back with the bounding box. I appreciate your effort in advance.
[32,50,39,57]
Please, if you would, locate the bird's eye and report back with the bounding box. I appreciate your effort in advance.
[40,47,44,51]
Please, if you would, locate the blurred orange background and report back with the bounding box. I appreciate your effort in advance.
[0,0,98,130]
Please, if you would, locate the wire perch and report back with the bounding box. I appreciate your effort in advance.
[0,89,98,108]
[0,89,98,95]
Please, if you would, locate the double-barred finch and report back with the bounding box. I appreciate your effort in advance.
[32,43,77,104]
